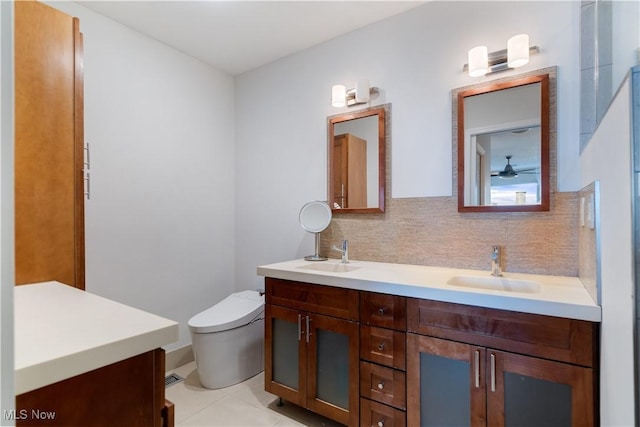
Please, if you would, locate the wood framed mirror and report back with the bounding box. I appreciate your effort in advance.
[455,70,553,213]
[328,106,386,214]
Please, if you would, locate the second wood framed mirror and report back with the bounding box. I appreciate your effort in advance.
[328,106,386,214]
[455,70,554,213]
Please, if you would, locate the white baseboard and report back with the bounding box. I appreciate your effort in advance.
[165,344,194,371]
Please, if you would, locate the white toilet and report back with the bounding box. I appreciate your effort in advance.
[188,290,265,389]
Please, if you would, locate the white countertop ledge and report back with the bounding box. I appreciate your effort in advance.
[15,282,179,395]
[257,259,601,323]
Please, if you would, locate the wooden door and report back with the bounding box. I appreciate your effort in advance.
[407,334,487,427]
[264,304,307,407]
[14,1,85,288]
[306,313,360,427]
[332,133,367,209]
[486,349,594,427]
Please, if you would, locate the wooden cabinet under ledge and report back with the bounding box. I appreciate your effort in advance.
[16,349,171,427]
[406,298,599,427]
[264,278,360,426]
[332,133,367,209]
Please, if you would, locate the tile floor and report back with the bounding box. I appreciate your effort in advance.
[165,361,345,427]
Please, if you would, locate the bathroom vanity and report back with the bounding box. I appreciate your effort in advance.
[14,282,178,427]
[258,259,600,427]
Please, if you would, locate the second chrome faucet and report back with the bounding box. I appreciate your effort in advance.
[490,245,502,276]
[332,240,349,264]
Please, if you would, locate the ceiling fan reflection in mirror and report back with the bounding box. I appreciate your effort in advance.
[492,155,538,179]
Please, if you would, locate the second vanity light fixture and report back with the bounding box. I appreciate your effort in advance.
[464,34,540,77]
[331,78,379,107]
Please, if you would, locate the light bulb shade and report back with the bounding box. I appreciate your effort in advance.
[331,84,346,107]
[507,34,530,68]
[355,78,370,103]
[468,46,488,77]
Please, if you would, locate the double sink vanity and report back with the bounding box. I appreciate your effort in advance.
[258,258,600,426]
[259,64,601,426]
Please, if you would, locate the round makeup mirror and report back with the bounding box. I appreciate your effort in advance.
[299,201,332,261]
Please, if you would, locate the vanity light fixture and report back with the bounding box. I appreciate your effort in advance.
[463,34,539,77]
[331,79,379,107]
[468,46,489,77]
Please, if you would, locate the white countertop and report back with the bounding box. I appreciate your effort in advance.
[257,258,601,323]
[15,282,179,395]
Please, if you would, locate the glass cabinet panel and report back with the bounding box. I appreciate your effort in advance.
[490,349,594,427]
[504,372,571,426]
[420,352,471,427]
[272,317,299,390]
[407,334,486,427]
[316,328,350,409]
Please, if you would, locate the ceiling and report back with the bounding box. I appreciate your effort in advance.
[79,1,425,76]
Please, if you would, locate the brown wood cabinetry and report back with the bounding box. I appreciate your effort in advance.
[14,0,85,288]
[360,292,407,427]
[16,349,172,427]
[265,278,360,426]
[407,298,598,427]
[264,278,599,427]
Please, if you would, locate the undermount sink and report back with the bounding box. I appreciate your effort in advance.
[298,263,361,273]
[447,275,541,293]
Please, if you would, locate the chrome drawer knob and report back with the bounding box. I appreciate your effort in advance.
[377,380,385,390]
[377,343,385,351]
[378,419,385,427]
[377,307,385,315]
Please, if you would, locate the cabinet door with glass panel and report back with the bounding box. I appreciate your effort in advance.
[407,334,594,427]
[264,279,360,426]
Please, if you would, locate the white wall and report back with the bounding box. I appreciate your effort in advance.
[581,77,635,426]
[47,1,236,351]
[0,1,15,423]
[235,1,581,292]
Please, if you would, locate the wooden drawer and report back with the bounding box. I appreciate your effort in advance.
[265,278,359,321]
[360,398,406,427]
[360,361,406,410]
[407,298,598,367]
[361,325,406,370]
[361,292,406,331]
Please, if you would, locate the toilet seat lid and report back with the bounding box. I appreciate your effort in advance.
[188,290,264,333]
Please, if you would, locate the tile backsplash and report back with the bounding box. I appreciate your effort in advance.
[321,192,579,277]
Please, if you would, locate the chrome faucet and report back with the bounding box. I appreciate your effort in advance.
[490,245,502,277]
[332,240,349,263]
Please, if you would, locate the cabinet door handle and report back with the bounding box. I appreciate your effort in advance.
[377,307,385,315]
[377,342,385,351]
[84,142,91,169]
[84,172,91,200]
[377,418,385,427]
[306,315,311,343]
[297,314,302,341]
[490,353,496,392]
[377,380,385,390]
[474,350,480,388]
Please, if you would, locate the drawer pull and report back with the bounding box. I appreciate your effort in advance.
[377,418,385,427]
[377,307,385,315]
[377,380,385,390]
[377,343,385,351]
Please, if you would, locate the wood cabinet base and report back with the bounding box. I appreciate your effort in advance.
[16,349,171,427]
